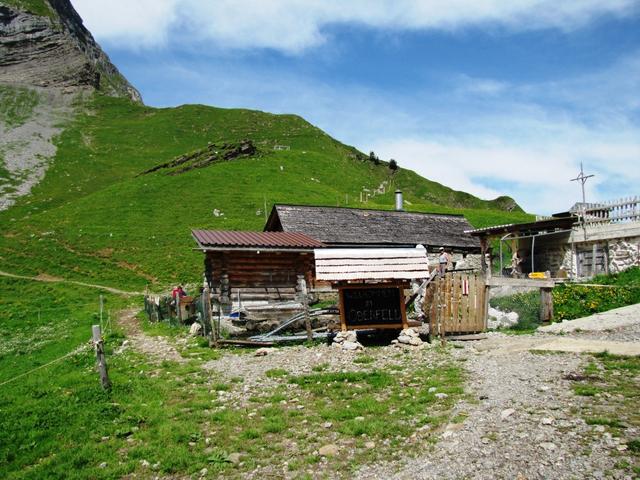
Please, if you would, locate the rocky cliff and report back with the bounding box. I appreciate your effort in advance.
[0,0,141,102]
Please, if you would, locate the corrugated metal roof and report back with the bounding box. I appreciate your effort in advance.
[315,246,430,281]
[192,229,324,250]
[465,217,578,236]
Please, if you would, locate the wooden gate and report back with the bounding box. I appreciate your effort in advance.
[426,273,488,335]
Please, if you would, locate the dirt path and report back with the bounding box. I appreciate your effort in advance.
[0,269,142,296]
[116,308,186,364]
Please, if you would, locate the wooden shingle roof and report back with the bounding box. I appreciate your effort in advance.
[265,204,480,251]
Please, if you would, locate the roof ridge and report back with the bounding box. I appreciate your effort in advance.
[274,203,465,218]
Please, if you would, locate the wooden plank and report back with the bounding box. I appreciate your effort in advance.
[317,258,430,267]
[316,271,430,281]
[540,287,554,323]
[451,274,460,332]
[444,274,452,334]
[338,287,347,332]
[460,274,470,333]
[315,248,429,259]
[486,277,555,288]
[317,263,430,272]
[475,275,485,332]
[346,323,404,330]
[468,274,477,333]
[399,286,409,330]
[448,333,487,341]
[217,339,274,347]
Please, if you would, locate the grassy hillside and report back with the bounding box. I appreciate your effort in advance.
[0,94,532,290]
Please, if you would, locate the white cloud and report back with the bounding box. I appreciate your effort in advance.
[373,134,640,215]
[73,0,178,47]
[71,0,639,52]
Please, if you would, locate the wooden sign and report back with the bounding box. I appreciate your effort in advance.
[338,284,408,330]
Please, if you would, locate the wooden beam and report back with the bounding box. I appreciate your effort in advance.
[486,277,555,288]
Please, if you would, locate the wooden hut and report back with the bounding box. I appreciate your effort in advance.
[192,230,324,323]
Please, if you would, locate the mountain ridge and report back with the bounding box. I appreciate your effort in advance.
[0,0,140,101]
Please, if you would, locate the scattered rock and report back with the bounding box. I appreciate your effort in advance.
[488,307,519,329]
[435,393,448,400]
[323,422,333,429]
[332,331,364,350]
[228,453,241,464]
[397,328,423,346]
[540,417,554,425]
[98,462,107,468]
[255,348,270,357]
[140,459,150,468]
[539,442,557,451]
[364,441,376,449]
[342,340,364,351]
[319,444,339,457]
[189,322,202,335]
[500,408,515,420]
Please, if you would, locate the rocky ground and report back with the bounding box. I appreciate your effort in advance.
[120,307,640,479]
[0,87,76,210]
[356,336,636,479]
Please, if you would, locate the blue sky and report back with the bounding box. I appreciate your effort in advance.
[72,0,640,214]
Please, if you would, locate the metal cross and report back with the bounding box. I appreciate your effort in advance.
[570,162,595,205]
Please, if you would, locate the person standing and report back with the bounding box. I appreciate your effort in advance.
[438,247,450,277]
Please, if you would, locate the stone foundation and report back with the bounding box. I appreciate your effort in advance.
[608,237,640,274]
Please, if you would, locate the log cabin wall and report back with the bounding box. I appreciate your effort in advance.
[205,250,315,303]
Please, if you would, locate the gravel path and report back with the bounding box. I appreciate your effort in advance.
[355,324,640,480]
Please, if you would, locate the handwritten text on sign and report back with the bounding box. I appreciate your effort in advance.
[342,287,403,327]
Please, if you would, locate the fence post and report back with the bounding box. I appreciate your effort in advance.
[99,295,104,330]
[540,288,554,324]
[92,325,111,390]
[297,275,312,342]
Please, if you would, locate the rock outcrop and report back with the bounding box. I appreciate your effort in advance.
[0,0,141,102]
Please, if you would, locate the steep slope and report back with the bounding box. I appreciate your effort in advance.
[0,94,532,290]
[0,0,140,101]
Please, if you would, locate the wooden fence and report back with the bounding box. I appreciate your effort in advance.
[427,272,488,335]
[580,196,640,225]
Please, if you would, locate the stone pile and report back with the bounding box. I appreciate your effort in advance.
[332,331,364,351]
[393,328,423,347]
[487,307,519,330]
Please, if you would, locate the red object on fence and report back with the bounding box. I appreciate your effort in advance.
[462,278,469,296]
